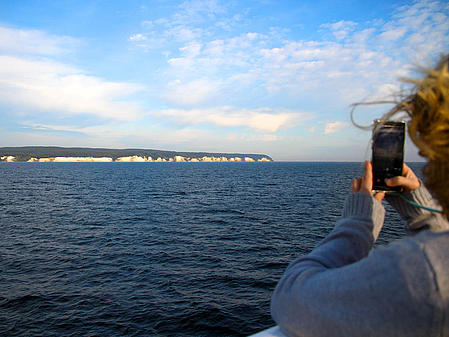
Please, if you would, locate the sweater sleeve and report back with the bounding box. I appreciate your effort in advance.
[270,193,440,337]
[302,193,385,269]
[385,184,449,233]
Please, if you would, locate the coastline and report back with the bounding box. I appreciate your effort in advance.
[0,146,273,163]
[1,155,272,163]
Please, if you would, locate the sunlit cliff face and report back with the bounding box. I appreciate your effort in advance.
[30,157,113,162]
[3,155,272,163]
[116,156,149,162]
[174,156,186,162]
[1,156,16,162]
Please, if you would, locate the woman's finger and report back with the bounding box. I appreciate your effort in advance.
[360,161,373,194]
[385,163,420,191]
[351,178,361,192]
[385,176,407,187]
[373,191,385,203]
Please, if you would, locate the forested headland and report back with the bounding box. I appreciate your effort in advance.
[0,146,273,162]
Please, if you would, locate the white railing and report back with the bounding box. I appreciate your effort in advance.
[249,326,286,337]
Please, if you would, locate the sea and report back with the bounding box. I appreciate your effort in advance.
[0,162,425,337]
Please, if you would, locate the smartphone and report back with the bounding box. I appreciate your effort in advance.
[372,120,406,192]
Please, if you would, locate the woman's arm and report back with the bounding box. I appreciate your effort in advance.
[270,163,438,336]
[384,164,448,232]
[270,219,438,337]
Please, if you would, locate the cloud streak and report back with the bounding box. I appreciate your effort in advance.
[324,121,348,134]
[157,106,306,132]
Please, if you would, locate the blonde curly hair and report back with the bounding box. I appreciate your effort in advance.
[384,54,449,217]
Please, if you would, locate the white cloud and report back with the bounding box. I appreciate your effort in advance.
[169,26,203,42]
[166,32,263,74]
[0,26,78,55]
[321,20,357,40]
[324,121,348,134]
[15,121,220,150]
[128,1,239,52]
[227,133,282,142]
[378,0,449,61]
[141,20,154,28]
[0,56,145,120]
[175,0,226,25]
[164,78,219,106]
[0,27,147,122]
[157,106,306,132]
[179,42,202,57]
[22,104,306,136]
[379,28,407,41]
[129,33,147,41]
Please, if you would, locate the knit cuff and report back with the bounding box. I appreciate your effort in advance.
[385,185,438,218]
[343,193,385,240]
[385,185,448,232]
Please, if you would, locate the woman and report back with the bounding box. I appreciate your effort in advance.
[271,55,449,337]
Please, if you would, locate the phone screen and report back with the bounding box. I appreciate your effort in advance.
[372,121,405,191]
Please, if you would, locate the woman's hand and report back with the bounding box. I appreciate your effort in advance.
[384,163,421,192]
[351,161,385,202]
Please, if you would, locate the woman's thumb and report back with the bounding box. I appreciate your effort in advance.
[385,176,410,189]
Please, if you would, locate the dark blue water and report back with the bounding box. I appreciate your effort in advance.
[0,162,424,336]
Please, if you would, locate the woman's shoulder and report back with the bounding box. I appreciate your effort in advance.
[380,230,449,299]
[379,229,449,259]
[367,230,449,283]
[413,230,449,291]
[413,230,449,304]
[411,229,449,247]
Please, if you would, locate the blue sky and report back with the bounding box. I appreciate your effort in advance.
[0,0,448,160]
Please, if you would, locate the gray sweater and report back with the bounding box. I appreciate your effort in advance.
[271,186,449,337]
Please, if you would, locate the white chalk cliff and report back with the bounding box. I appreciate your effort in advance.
[2,155,272,163]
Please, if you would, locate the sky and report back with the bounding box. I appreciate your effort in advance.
[0,0,448,161]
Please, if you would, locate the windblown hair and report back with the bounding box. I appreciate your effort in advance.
[383,54,449,217]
